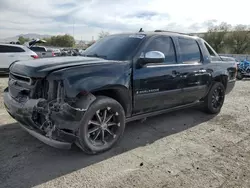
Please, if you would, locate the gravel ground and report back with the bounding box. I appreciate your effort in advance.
[0,78,250,188]
[0,77,14,125]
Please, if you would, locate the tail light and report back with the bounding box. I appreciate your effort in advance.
[52,52,56,57]
[31,55,39,59]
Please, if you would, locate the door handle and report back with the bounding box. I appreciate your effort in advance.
[42,53,46,55]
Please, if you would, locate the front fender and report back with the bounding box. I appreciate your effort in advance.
[47,61,132,98]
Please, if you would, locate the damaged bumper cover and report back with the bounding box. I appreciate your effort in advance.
[19,123,72,149]
[3,88,94,149]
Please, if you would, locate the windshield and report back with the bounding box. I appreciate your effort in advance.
[82,34,145,61]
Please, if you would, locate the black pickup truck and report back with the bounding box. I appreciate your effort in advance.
[3,31,237,154]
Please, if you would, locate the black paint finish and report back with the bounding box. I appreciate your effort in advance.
[4,32,237,145]
[8,32,237,117]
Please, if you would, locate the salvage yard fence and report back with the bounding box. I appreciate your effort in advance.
[219,54,250,61]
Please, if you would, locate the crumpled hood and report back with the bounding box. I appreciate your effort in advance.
[10,56,117,78]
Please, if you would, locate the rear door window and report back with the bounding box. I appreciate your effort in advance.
[0,45,25,53]
[145,36,177,64]
[204,42,221,61]
[178,38,201,63]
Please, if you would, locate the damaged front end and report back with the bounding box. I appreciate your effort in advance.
[4,73,95,149]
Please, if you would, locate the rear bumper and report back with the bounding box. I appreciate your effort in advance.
[226,80,236,95]
[3,88,75,149]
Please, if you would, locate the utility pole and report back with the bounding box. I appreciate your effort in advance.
[73,19,75,39]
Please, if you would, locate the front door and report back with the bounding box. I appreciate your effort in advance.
[133,36,183,115]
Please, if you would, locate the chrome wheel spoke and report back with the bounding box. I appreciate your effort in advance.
[103,109,107,123]
[105,114,114,124]
[107,122,117,127]
[88,120,101,126]
[101,130,105,144]
[105,128,116,138]
[95,110,102,123]
[88,127,100,134]
[93,130,101,141]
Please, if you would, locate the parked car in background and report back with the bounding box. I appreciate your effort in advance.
[51,49,61,56]
[79,49,85,55]
[4,31,237,154]
[72,49,80,56]
[28,39,55,58]
[29,46,55,58]
[60,48,81,56]
[0,43,38,73]
[60,48,71,56]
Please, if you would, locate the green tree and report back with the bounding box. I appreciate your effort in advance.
[41,37,51,46]
[98,31,110,39]
[226,25,250,54]
[203,22,231,53]
[52,34,75,47]
[18,36,30,45]
[40,34,75,47]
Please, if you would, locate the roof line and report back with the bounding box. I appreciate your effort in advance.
[153,30,195,36]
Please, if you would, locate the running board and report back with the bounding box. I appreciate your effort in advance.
[126,101,202,123]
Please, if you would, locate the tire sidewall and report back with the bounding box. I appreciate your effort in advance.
[78,96,125,154]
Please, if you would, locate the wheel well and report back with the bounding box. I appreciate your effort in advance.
[214,75,227,89]
[92,89,130,116]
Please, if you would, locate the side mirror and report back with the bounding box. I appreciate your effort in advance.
[140,51,165,65]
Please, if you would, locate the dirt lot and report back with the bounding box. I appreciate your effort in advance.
[1,78,250,188]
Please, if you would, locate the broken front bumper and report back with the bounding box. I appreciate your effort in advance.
[3,88,76,149]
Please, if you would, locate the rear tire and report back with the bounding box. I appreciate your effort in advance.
[203,82,225,114]
[76,96,125,155]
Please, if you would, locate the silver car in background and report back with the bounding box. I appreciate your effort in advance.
[28,39,55,58]
[0,43,38,73]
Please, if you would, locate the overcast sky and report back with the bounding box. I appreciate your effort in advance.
[0,0,249,40]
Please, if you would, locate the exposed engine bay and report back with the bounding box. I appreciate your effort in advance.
[5,72,96,143]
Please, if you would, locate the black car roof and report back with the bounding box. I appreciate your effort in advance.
[111,31,200,40]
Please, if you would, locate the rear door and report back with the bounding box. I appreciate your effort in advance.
[133,35,184,114]
[176,37,211,104]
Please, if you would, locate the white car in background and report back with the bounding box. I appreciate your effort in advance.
[0,43,38,73]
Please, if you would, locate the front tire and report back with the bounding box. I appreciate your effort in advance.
[76,96,125,154]
[204,82,225,114]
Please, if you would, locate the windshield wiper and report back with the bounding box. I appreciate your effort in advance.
[84,53,107,59]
